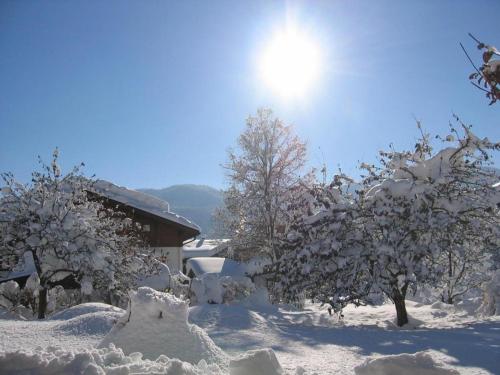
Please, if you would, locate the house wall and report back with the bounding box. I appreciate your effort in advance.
[151,247,183,272]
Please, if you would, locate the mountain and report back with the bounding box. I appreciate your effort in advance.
[139,185,223,237]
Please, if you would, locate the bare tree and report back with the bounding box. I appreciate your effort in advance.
[218,109,307,261]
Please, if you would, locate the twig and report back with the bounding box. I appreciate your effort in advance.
[460,42,483,76]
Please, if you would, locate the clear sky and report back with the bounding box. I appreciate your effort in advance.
[1,0,499,189]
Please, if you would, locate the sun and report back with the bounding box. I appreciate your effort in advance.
[258,25,322,100]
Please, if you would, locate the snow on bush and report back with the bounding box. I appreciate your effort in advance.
[229,349,283,375]
[0,280,20,309]
[190,274,255,305]
[354,351,459,375]
[0,344,224,375]
[479,270,500,316]
[99,287,228,367]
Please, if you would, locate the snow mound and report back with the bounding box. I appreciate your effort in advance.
[99,287,228,367]
[49,302,124,320]
[54,310,123,336]
[229,349,283,375]
[0,344,224,375]
[354,351,459,375]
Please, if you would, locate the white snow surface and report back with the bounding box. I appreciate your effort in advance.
[92,180,200,232]
[183,239,230,259]
[186,257,247,277]
[229,348,283,375]
[99,287,228,367]
[1,297,500,374]
[354,351,460,375]
[0,344,224,375]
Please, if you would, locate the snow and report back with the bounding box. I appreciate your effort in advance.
[190,274,255,305]
[183,239,230,259]
[99,287,229,367]
[186,257,247,278]
[1,296,500,374]
[93,180,201,232]
[0,345,224,375]
[229,349,283,375]
[190,299,500,374]
[354,351,459,375]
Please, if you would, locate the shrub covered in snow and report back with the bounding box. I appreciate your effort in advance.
[99,287,229,367]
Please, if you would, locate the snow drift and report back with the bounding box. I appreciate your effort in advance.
[229,349,283,375]
[354,351,459,375]
[99,287,228,367]
[0,345,224,375]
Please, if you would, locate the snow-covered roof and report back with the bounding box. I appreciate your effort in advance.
[0,252,36,283]
[185,257,247,278]
[92,180,200,232]
[182,239,230,259]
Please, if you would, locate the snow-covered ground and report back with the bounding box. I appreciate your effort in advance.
[189,299,500,374]
[1,297,499,374]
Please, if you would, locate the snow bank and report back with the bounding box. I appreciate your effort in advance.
[229,349,283,375]
[99,287,228,367]
[479,270,500,316]
[354,351,459,375]
[49,302,124,320]
[0,344,224,375]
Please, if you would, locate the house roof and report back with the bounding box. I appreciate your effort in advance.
[0,252,36,283]
[182,238,230,259]
[92,180,201,233]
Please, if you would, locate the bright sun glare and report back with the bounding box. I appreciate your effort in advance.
[259,25,322,100]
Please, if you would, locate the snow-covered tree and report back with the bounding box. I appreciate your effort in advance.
[275,123,500,326]
[217,108,307,261]
[0,149,154,318]
[273,174,369,311]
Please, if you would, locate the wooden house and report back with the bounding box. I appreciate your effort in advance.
[91,180,201,272]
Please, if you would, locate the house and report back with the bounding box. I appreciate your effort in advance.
[91,180,201,272]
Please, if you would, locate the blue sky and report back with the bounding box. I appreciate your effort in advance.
[1,0,499,189]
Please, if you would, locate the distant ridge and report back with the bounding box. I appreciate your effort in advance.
[139,185,223,237]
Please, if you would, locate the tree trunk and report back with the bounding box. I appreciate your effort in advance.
[392,290,408,327]
[38,287,48,319]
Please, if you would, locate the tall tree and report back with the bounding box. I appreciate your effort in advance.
[218,109,307,261]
